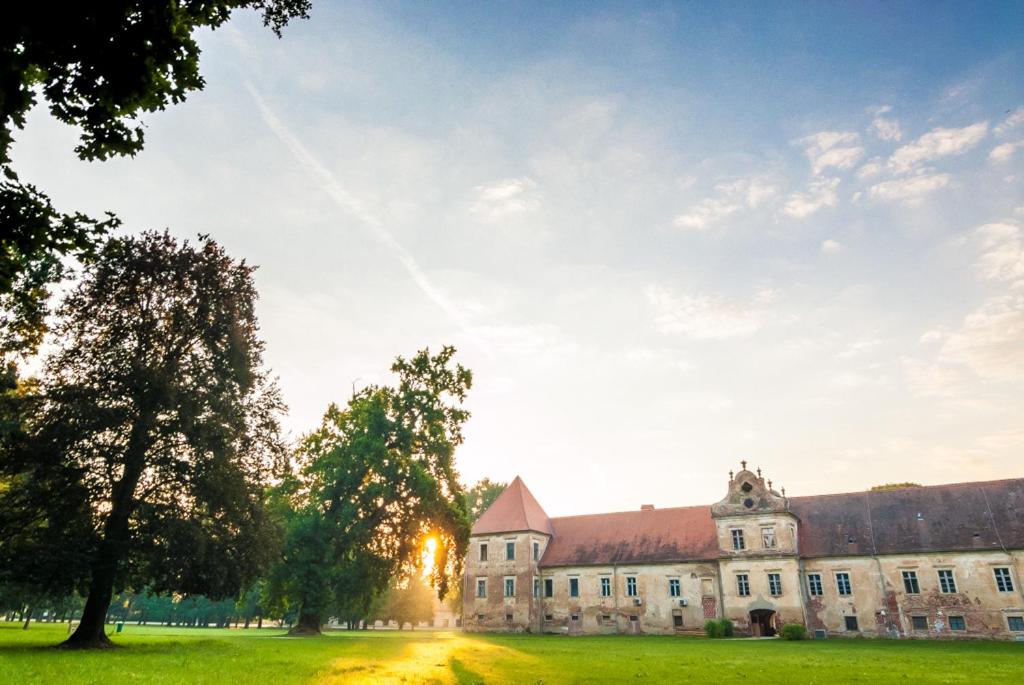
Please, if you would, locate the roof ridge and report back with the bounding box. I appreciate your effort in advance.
[550,504,711,521]
[788,476,1024,502]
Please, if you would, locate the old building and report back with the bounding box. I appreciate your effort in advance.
[463,465,1024,639]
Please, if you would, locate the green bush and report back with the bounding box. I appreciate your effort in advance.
[704,619,734,638]
[780,624,807,640]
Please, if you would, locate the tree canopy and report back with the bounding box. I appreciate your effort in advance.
[466,478,508,523]
[0,231,286,648]
[266,347,472,635]
[0,1,310,355]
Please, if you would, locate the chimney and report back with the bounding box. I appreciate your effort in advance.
[640,504,655,511]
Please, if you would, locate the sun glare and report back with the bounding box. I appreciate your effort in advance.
[420,535,439,578]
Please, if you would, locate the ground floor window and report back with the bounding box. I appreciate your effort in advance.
[768,572,782,596]
[544,578,553,598]
[807,573,823,596]
[669,578,681,597]
[911,616,928,631]
[844,616,859,631]
[736,574,750,597]
[601,614,612,624]
[626,577,638,596]
[544,614,553,621]
[569,577,579,597]
[600,577,611,597]
[476,614,484,622]
[1009,616,1024,632]
[835,572,852,596]
[476,579,486,598]
[948,616,965,631]
[672,611,684,628]
[533,578,540,597]
[505,613,513,622]
[504,578,515,597]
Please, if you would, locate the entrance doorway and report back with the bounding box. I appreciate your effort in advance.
[749,609,777,637]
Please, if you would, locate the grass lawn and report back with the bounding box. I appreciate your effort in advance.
[1,622,1022,684]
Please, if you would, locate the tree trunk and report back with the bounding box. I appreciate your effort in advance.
[61,414,151,649]
[288,609,323,636]
[256,615,263,629]
[22,607,32,630]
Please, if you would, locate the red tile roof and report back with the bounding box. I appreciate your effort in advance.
[540,505,719,567]
[472,476,553,536]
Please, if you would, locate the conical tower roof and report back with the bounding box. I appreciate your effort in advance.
[472,476,553,535]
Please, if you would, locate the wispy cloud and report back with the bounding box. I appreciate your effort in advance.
[887,122,988,173]
[994,106,1024,136]
[470,177,541,219]
[989,140,1024,163]
[673,175,777,230]
[868,105,902,142]
[797,131,864,175]
[782,177,839,218]
[867,172,951,204]
[646,285,776,339]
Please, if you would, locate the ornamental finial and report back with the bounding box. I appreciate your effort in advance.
[740,459,747,470]
[757,467,762,478]
[768,479,773,489]
[729,470,734,480]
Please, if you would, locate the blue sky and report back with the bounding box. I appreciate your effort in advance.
[13,1,1024,515]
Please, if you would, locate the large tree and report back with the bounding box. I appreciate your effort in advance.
[267,347,472,635]
[466,478,508,523]
[0,1,310,351]
[0,231,286,648]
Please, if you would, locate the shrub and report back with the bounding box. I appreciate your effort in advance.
[781,624,807,640]
[704,619,734,638]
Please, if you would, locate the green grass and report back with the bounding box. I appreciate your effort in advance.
[1,622,1022,684]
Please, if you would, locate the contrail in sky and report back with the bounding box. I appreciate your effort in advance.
[228,28,491,356]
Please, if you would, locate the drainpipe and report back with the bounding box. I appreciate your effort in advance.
[865,491,895,637]
[613,563,620,633]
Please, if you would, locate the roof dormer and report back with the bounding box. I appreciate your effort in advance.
[711,460,790,518]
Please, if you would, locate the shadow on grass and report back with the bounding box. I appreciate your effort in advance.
[450,657,486,685]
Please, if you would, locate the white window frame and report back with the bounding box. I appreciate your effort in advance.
[668,578,681,598]
[768,572,782,596]
[937,569,957,594]
[731,528,745,550]
[736,573,750,597]
[504,577,515,598]
[761,527,777,549]
[626,576,638,597]
[807,573,823,597]
[600,576,612,597]
[835,572,852,596]
[476,578,487,598]
[994,567,1015,592]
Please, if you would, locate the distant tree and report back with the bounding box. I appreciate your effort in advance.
[266,347,472,635]
[368,576,436,630]
[870,482,922,491]
[465,478,507,522]
[0,232,286,648]
[0,1,311,354]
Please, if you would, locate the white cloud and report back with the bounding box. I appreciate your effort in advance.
[673,197,741,230]
[973,223,1024,287]
[821,239,845,254]
[868,105,902,142]
[888,122,988,173]
[939,293,1024,381]
[674,175,778,230]
[867,172,951,204]
[994,106,1024,136]
[856,158,885,179]
[988,140,1024,163]
[782,177,840,218]
[797,131,864,175]
[470,177,541,218]
[645,285,770,339]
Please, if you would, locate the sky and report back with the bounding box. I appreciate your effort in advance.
[12,1,1024,516]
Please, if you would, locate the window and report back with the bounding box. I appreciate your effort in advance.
[544,614,553,621]
[626,577,638,597]
[673,612,684,628]
[995,567,1015,592]
[504,578,515,597]
[601,614,612,624]
[476,614,484,622]
[1008,616,1024,632]
[544,578,553,598]
[902,570,920,594]
[768,573,782,596]
[736,574,750,597]
[505,612,513,621]
[807,573,823,597]
[476,579,486,598]
[938,569,957,594]
[949,616,965,631]
[669,578,681,597]
[835,572,852,596]
[731,529,745,550]
[533,541,540,561]
[844,616,859,631]
[506,541,515,561]
[600,577,611,597]
[761,527,777,549]
[569,577,579,598]
[533,578,540,598]
[479,543,488,562]
[629,615,638,622]
[570,613,579,622]
[911,616,928,631]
